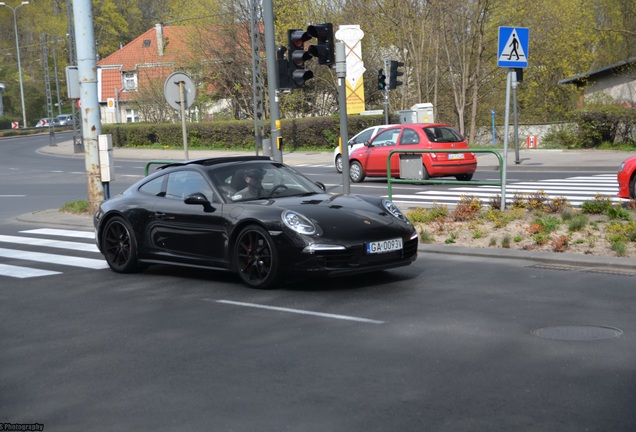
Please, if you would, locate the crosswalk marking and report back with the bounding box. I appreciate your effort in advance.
[0,235,99,252]
[0,228,108,279]
[0,248,109,269]
[21,228,95,239]
[387,174,627,208]
[0,263,60,278]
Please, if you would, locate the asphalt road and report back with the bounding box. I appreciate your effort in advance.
[2,251,636,432]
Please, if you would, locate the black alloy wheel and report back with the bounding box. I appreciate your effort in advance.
[101,216,141,273]
[630,174,636,199]
[234,225,280,289]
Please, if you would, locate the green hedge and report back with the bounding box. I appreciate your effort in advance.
[103,114,398,150]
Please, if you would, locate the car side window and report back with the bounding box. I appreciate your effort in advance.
[352,129,374,144]
[165,171,214,202]
[399,129,420,145]
[371,129,400,147]
[138,175,166,197]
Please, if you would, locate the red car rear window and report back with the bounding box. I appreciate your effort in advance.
[422,127,463,143]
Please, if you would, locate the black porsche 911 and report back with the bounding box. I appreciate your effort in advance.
[94,156,418,289]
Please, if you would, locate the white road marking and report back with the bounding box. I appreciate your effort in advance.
[20,228,95,239]
[0,263,60,278]
[0,235,98,252]
[216,300,384,324]
[0,248,109,269]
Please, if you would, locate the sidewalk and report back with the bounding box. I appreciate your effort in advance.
[39,137,631,172]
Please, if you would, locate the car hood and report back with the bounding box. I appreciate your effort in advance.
[241,193,412,241]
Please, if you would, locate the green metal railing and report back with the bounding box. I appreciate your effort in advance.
[386,149,504,201]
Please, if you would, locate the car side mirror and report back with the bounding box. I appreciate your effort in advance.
[184,193,215,213]
[314,181,326,192]
[364,141,372,147]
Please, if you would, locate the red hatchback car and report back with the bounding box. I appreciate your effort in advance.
[617,155,636,199]
[348,123,477,183]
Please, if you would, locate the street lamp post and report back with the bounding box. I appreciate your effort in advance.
[0,1,29,128]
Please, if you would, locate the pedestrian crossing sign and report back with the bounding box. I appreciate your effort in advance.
[498,27,529,68]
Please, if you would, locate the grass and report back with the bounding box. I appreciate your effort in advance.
[60,199,89,215]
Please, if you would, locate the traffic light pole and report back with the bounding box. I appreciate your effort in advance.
[383,58,390,124]
[262,0,283,163]
[336,42,350,195]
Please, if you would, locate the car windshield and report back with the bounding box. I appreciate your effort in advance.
[209,162,324,203]
[422,126,463,143]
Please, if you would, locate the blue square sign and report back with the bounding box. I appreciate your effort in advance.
[498,27,529,68]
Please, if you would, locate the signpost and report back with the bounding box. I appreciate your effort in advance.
[164,72,196,160]
[498,27,529,68]
[498,27,529,209]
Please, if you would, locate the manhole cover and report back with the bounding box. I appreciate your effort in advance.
[531,325,623,341]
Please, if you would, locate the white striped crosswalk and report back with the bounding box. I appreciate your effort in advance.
[388,174,628,208]
[0,228,108,279]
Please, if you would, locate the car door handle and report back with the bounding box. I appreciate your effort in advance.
[154,211,167,220]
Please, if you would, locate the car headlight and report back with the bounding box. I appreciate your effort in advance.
[282,210,317,235]
[382,199,409,223]
[619,161,625,172]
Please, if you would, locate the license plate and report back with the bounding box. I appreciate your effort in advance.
[448,153,465,160]
[366,238,403,254]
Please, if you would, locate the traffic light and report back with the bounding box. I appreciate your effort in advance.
[276,46,291,90]
[287,29,314,88]
[389,60,404,90]
[307,23,334,66]
[378,68,386,90]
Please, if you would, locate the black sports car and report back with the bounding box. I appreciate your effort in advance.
[94,156,418,289]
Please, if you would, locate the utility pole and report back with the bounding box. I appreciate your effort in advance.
[262,0,283,163]
[66,0,82,153]
[250,0,265,156]
[41,33,56,147]
[0,1,29,128]
[72,0,104,213]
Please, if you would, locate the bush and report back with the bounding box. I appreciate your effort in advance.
[569,105,635,148]
[581,194,613,214]
[103,114,391,151]
[542,123,579,148]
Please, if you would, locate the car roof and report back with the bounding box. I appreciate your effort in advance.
[385,123,452,129]
[158,156,272,170]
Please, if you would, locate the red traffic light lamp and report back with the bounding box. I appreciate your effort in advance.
[287,29,314,88]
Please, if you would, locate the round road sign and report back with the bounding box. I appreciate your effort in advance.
[164,72,196,111]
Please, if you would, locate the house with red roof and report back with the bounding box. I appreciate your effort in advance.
[97,23,229,123]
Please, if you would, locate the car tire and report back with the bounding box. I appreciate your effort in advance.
[350,161,366,183]
[455,173,473,181]
[630,174,636,200]
[234,225,280,289]
[421,165,430,180]
[101,216,142,273]
[335,154,343,173]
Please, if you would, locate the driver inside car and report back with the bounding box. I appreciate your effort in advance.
[232,168,265,200]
